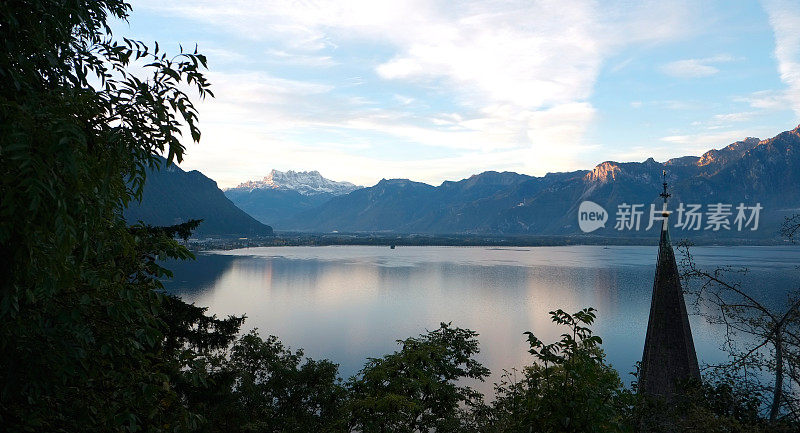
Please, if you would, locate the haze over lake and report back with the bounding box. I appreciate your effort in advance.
[164,245,800,391]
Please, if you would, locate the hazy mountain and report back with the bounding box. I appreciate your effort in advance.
[287,178,439,232]
[124,159,273,237]
[280,125,800,239]
[225,170,362,226]
[287,171,556,233]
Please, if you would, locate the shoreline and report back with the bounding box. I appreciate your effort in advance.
[183,232,792,251]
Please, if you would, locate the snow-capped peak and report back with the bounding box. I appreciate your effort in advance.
[230,170,361,196]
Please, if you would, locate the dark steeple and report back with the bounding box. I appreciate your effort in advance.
[639,171,701,399]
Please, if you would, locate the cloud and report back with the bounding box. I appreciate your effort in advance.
[735,89,793,110]
[200,47,248,64]
[660,130,753,148]
[690,111,757,129]
[374,2,603,109]
[134,0,698,186]
[265,49,337,67]
[660,54,737,78]
[638,99,714,111]
[607,128,765,164]
[195,71,337,131]
[711,112,755,123]
[762,0,800,118]
[393,94,415,105]
[662,60,718,78]
[654,126,775,156]
[609,57,634,73]
[200,71,535,154]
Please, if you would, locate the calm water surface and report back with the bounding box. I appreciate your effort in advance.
[164,245,800,392]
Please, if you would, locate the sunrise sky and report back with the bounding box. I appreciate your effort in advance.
[116,0,800,188]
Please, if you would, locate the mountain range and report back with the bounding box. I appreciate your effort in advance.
[224,170,361,225]
[252,125,800,239]
[127,125,800,240]
[124,158,273,237]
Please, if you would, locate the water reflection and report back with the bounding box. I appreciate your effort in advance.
[164,245,800,392]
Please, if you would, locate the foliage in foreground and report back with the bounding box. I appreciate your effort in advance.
[3,0,800,432]
[347,324,490,432]
[484,308,632,433]
[181,308,795,433]
[679,227,800,425]
[1,0,215,429]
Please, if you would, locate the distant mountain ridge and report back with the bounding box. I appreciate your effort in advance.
[230,170,361,196]
[275,125,800,239]
[225,170,362,226]
[134,125,800,239]
[124,158,273,237]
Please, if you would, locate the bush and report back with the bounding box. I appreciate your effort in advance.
[484,308,633,433]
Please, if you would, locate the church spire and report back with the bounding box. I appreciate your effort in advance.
[638,171,700,400]
[660,170,670,204]
[658,170,671,233]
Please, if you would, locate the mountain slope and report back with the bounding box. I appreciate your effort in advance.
[492,128,800,237]
[287,171,547,232]
[288,179,439,232]
[124,159,273,237]
[225,188,334,226]
[280,125,800,238]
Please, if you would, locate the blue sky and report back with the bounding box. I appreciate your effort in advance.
[116,0,800,188]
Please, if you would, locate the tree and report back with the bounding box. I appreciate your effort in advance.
[679,218,800,424]
[215,330,347,433]
[485,308,633,433]
[672,376,780,433]
[347,323,490,433]
[781,214,800,243]
[0,1,218,430]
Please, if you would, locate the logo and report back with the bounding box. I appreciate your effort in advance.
[578,201,608,233]
[577,201,763,233]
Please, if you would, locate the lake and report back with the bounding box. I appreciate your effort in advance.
[163,245,800,393]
